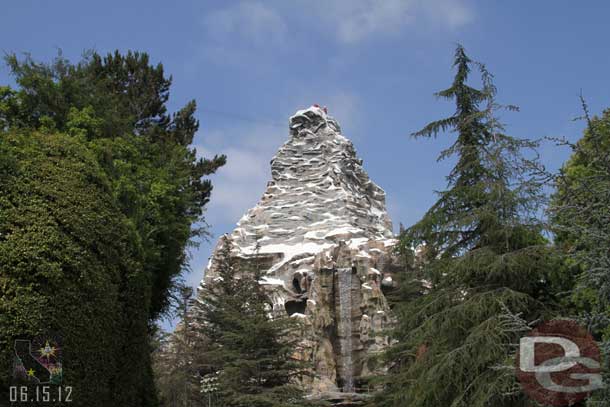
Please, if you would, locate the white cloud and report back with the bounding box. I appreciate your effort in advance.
[199,2,290,70]
[195,124,285,224]
[198,0,475,69]
[322,0,475,44]
[203,2,287,46]
[220,148,269,180]
[428,0,475,29]
[329,0,416,44]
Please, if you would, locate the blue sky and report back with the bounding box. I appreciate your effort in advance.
[2,1,610,329]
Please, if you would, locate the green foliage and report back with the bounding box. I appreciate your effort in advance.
[193,236,311,407]
[0,86,20,131]
[1,50,225,404]
[153,284,211,407]
[375,45,560,407]
[406,45,539,260]
[0,131,153,406]
[550,103,610,404]
[2,50,226,320]
[66,106,103,139]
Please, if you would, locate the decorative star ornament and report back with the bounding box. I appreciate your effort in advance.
[39,340,57,360]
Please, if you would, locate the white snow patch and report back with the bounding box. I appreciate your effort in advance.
[260,276,285,286]
[291,256,316,266]
[356,251,371,259]
[289,105,327,122]
[349,237,369,249]
[371,206,384,218]
[304,231,325,240]
[324,226,364,238]
[246,241,334,274]
[383,239,398,247]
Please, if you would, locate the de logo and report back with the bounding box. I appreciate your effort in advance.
[516,319,604,406]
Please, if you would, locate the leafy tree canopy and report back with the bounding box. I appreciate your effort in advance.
[1,50,225,405]
[0,131,154,406]
[1,50,226,320]
[550,104,610,404]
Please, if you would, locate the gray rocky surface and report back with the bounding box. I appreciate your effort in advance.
[198,105,399,395]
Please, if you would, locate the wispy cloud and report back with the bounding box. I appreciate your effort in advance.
[322,0,475,44]
[208,144,273,223]
[195,124,285,224]
[203,2,287,46]
[199,1,290,70]
[202,0,474,48]
[327,0,418,44]
[426,0,476,29]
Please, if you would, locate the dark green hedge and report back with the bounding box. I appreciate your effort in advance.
[0,131,154,406]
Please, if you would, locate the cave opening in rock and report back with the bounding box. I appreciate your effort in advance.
[285,299,307,316]
[292,277,302,294]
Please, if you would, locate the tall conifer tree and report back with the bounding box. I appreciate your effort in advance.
[375,45,560,407]
[194,236,311,407]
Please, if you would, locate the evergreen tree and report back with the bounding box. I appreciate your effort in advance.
[0,51,225,404]
[550,101,610,404]
[1,51,226,320]
[0,131,152,406]
[194,236,311,407]
[153,284,207,407]
[374,45,561,406]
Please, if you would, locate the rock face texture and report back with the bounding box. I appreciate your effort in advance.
[199,106,398,396]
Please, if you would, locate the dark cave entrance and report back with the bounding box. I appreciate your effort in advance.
[284,299,307,316]
[293,277,303,294]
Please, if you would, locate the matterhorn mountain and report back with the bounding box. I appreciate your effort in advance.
[198,105,400,402]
